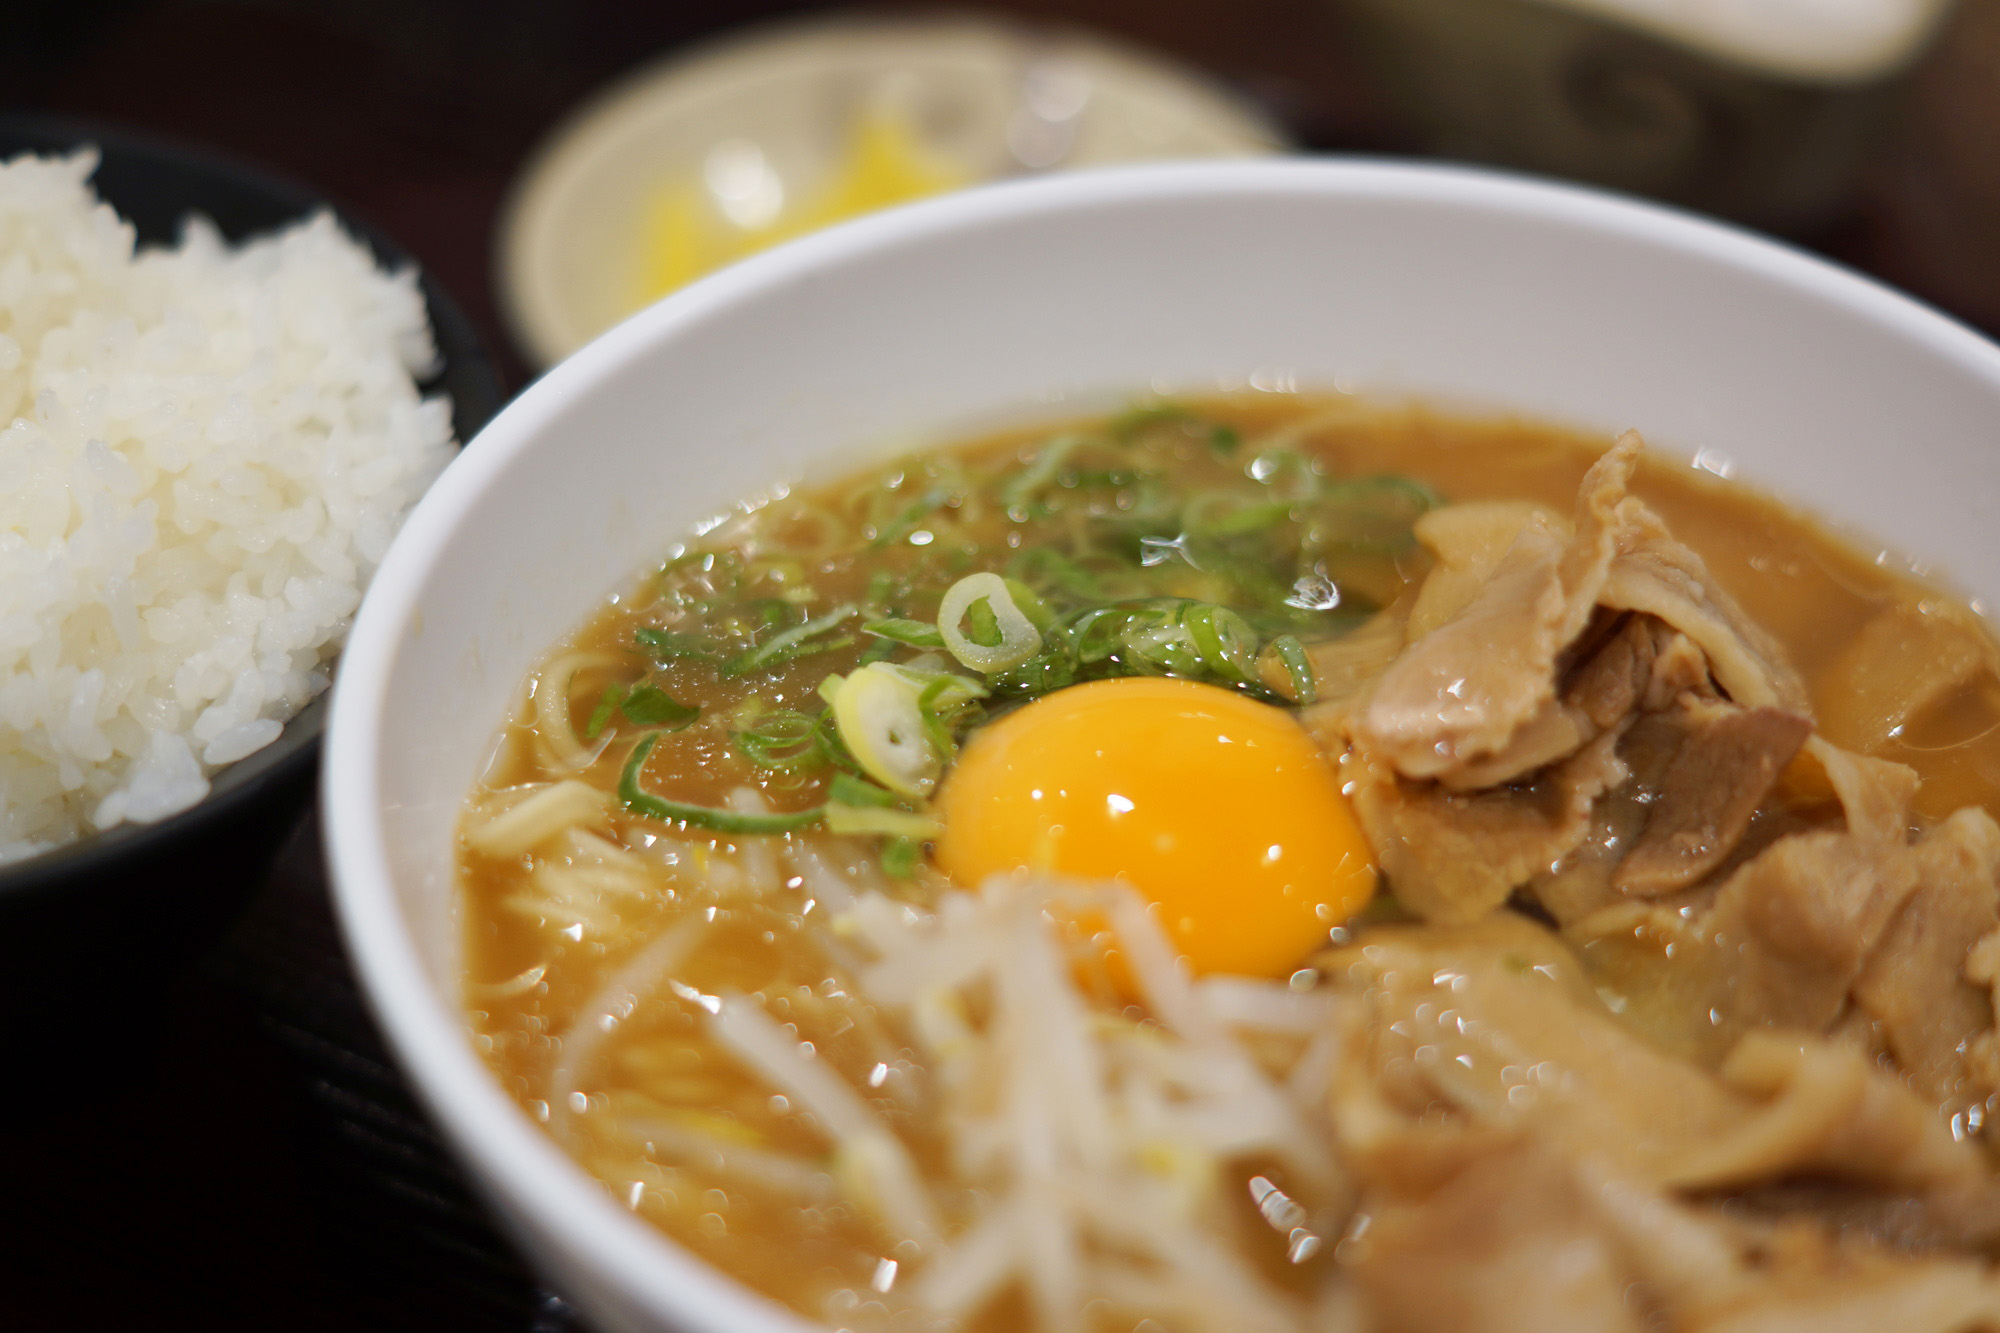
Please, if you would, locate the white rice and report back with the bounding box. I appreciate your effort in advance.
[0,149,456,863]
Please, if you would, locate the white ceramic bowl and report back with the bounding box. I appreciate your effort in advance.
[324,159,2000,1333]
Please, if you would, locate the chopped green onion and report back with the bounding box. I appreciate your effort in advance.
[754,633,855,671]
[636,628,720,663]
[1064,605,1135,666]
[581,683,627,741]
[736,710,823,771]
[1184,493,1295,538]
[829,772,898,808]
[1108,402,1193,440]
[1002,578,1054,632]
[997,436,1078,513]
[985,647,1077,698]
[722,603,857,677]
[865,568,906,609]
[869,487,950,549]
[1007,548,1100,599]
[825,804,942,839]
[620,684,700,730]
[871,663,987,709]
[1069,468,1141,489]
[863,618,947,649]
[811,707,864,776]
[1247,448,1321,502]
[1122,609,1204,676]
[1184,604,1260,684]
[830,662,940,797]
[881,837,923,878]
[745,557,807,590]
[1270,634,1318,704]
[1306,474,1440,553]
[856,636,898,667]
[910,672,983,760]
[619,734,823,834]
[964,595,1003,648]
[1209,424,1240,454]
[938,573,1042,673]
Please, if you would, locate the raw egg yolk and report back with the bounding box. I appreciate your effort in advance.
[934,676,1376,979]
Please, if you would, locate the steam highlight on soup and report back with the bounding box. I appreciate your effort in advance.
[459,396,2000,1333]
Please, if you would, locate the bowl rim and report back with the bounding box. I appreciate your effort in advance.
[0,116,505,910]
[325,155,2000,1331]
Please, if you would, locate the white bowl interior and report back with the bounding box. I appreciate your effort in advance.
[327,159,2000,1333]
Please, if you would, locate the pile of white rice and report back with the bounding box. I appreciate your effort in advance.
[0,150,456,863]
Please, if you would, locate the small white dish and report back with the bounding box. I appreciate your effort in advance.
[329,158,2000,1333]
[1542,0,1956,81]
[496,16,1286,369]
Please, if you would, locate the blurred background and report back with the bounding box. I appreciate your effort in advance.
[6,0,2000,1328]
[16,0,2000,392]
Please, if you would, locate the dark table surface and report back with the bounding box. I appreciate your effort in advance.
[8,2,2000,1329]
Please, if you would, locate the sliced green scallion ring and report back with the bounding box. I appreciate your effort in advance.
[829,662,940,798]
[736,710,824,771]
[1183,604,1261,684]
[964,595,1003,647]
[619,734,824,834]
[1270,634,1318,705]
[937,572,1042,673]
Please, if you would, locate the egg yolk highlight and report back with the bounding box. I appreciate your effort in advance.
[935,676,1376,979]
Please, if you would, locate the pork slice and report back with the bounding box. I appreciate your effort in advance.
[1613,700,1814,898]
[1599,504,1809,714]
[1347,729,1627,925]
[1694,1032,1986,1196]
[1817,598,1996,756]
[1705,829,1922,1034]
[1354,512,1577,778]
[1432,698,1594,792]
[1436,611,1658,793]
[1404,499,1562,641]
[1336,916,1783,1190]
[1681,1249,2000,1333]
[1334,916,1988,1199]
[1285,602,1409,724]
[1568,611,1662,729]
[1645,625,1715,709]
[1350,1135,1646,1333]
[1354,438,1640,780]
[1808,736,1920,845]
[1851,807,2000,1115]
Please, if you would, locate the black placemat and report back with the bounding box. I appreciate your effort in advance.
[215,814,586,1333]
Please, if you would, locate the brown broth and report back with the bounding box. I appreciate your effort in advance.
[458,395,2000,1331]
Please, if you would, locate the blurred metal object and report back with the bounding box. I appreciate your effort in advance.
[1337,0,1961,229]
